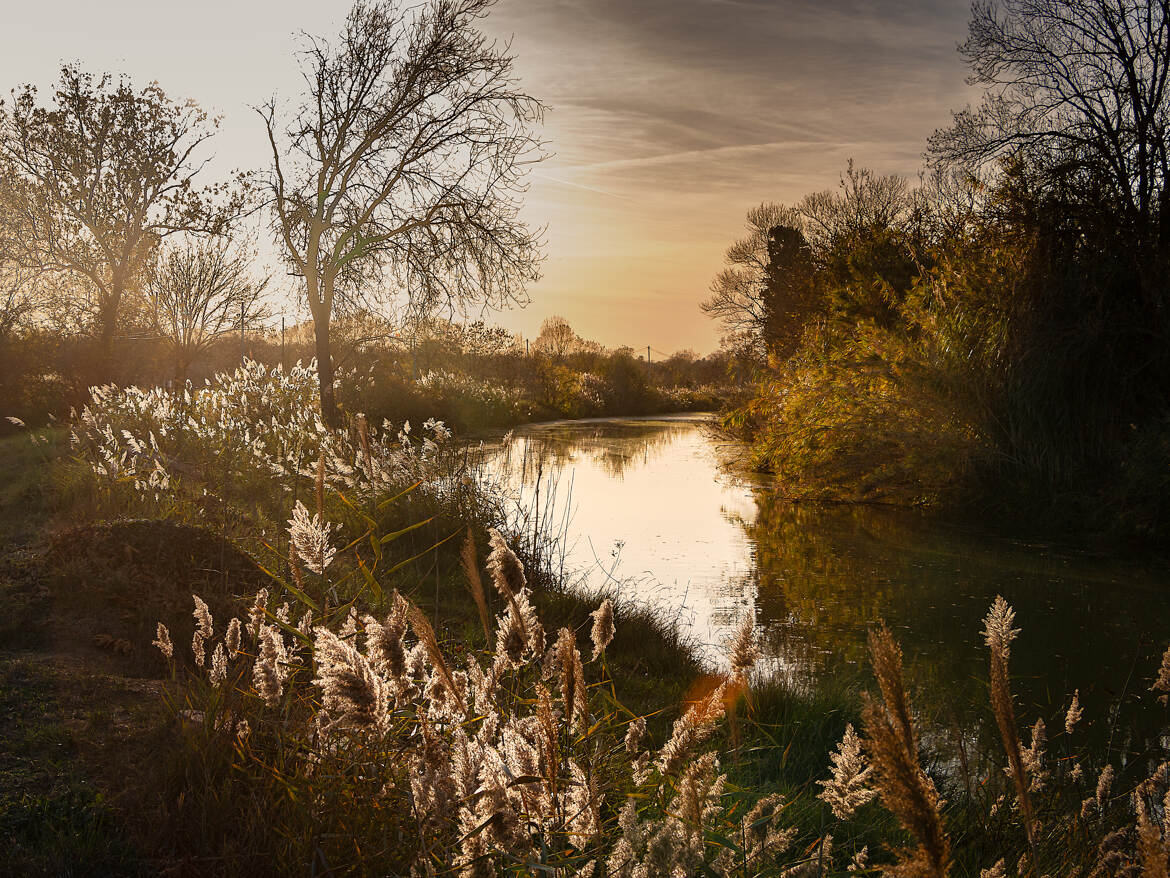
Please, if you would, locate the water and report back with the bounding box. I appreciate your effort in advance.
[486,413,1170,743]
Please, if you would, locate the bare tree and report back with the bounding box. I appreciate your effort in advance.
[929,0,1170,243]
[260,0,545,426]
[0,65,249,380]
[147,239,270,380]
[534,315,576,358]
[703,203,796,341]
[799,161,911,252]
[702,202,806,358]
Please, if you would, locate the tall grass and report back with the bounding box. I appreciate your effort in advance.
[55,360,1170,875]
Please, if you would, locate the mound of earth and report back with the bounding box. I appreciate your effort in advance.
[42,520,272,678]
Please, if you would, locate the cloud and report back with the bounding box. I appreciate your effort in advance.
[479,0,975,351]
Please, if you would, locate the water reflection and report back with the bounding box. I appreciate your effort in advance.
[488,415,1170,744]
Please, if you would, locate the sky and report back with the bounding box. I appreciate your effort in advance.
[1,0,975,354]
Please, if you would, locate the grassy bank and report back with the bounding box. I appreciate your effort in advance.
[4,370,1170,874]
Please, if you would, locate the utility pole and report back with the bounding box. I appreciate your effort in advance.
[647,345,651,365]
[281,315,286,372]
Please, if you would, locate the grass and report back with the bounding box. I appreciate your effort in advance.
[5,400,1156,874]
[0,429,64,547]
[0,659,146,877]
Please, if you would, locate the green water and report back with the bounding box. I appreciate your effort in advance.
[489,414,1170,746]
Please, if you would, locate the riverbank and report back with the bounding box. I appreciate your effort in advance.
[0,422,862,874]
[5,395,1170,873]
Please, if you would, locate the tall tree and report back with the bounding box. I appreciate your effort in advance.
[535,315,576,358]
[0,65,248,380]
[702,203,817,361]
[929,0,1170,252]
[260,0,545,427]
[146,239,270,380]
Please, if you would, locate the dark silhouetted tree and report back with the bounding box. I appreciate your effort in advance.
[929,0,1170,258]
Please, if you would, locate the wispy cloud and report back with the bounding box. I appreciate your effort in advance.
[570,141,841,176]
[531,172,629,199]
[482,0,975,351]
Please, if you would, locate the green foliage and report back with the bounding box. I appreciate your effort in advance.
[720,155,1170,538]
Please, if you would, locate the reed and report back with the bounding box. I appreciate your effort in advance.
[861,624,950,877]
[982,596,1037,857]
[55,360,1170,875]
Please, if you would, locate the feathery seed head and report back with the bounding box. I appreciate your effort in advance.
[313,627,389,731]
[556,627,588,732]
[153,622,173,660]
[225,617,242,657]
[248,588,269,637]
[1066,689,1083,734]
[817,723,876,819]
[590,599,615,661]
[1097,764,1115,813]
[625,716,647,755]
[461,529,491,642]
[288,500,336,574]
[210,643,228,686]
[193,594,213,640]
[982,595,1019,659]
[486,528,525,599]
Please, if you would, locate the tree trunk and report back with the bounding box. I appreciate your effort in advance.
[96,313,118,386]
[313,311,340,429]
[95,280,124,386]
[174,349,191,385]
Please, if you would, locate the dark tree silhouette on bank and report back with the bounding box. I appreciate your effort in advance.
[929,0,1170,257]
[260,0,545,427]
[702,203,804,360]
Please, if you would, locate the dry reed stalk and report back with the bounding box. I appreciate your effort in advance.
[405,600,460,701]
[315,447,325,516]
[289,541,305,592]
[728,615,758,684]
[355,412,373,473]
[983,596,1037,854]
[536,683,560,791]
[556,627,587,732]
[461,529,491,642]
[862,624,950,877]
